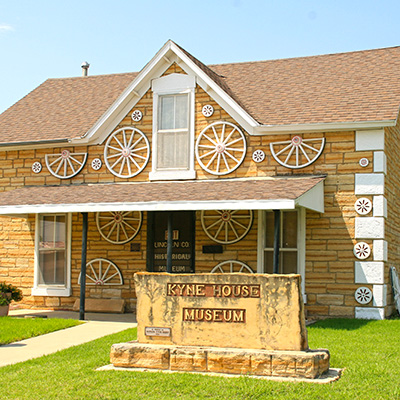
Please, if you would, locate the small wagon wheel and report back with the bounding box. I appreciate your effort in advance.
[201,210,253,244]
[96,211,142,244]
[45,151,88,179]
[195,121,247,175]
[270,136,325,169]
[78,258,123,286]
[211,260,254,273]
[104,127,150,178]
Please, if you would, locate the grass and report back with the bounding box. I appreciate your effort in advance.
[0,319,399,399]
[0,316,82,345]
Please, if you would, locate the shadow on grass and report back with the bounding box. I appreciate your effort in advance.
[310,318,373,331]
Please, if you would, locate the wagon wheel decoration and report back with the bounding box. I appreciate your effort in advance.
[270,136,325,169]
[45,150,88,179]
[96,211,142,244]
[211,260,254,273]
[201,210,253,244]
[104,127,150,178]
[195,121,247,175]
[78,258,123,286]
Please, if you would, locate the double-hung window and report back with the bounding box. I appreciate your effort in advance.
[32,214,71,296]
[158,94,189,169]
[150,73,196,180]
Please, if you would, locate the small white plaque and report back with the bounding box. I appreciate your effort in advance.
[359,157,369,167]
[145,327,171,337]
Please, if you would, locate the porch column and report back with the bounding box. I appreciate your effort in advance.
[79,212,88,320]
[167,212,173,273]
[273,210,280,274]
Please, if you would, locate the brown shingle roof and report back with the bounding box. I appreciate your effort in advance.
[1,45,400,144]
[210,46,400,125]
[0,177,324,212]
[0,72,137,144]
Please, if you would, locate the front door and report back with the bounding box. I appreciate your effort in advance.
[146,211,195,273]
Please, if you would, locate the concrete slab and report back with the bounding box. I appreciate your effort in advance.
[9,308,137,323]
[1,310,137,367]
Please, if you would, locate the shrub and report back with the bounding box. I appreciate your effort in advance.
[0,282,23,305]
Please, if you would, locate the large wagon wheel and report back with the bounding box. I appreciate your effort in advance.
[270,136,325,169]
[211,260,254,273]
[104,127,150,178]
[195,121,246,175]
[45,150,88,179]
[78,258,123,286]
[96,211,142,244]
[201,210,253,244]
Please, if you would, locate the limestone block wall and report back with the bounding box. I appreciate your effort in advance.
[384,121,400,317]
[0,65,395,318]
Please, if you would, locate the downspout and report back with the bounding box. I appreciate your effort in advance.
[273,210,280,274]
[79,212,88,320]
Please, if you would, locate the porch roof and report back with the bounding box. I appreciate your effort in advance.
[0,176,325,215]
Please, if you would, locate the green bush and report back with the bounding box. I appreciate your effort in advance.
[0,282,23,305]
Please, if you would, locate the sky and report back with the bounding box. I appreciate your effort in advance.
[0,0,400,113]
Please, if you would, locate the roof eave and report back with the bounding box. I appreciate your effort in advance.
[252,119,396,135]
[72,40,262,144]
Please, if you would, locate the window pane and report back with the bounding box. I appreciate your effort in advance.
[174,131,189,168]
[158,131,189,169]
[282,251,298,274]
[55,215,66,248]
[265,212,274,248]
[263,250,273,274]
[40,216,55,248]
[263,251,283,274]
[175,95,188,129]
[38,250,65,285]
[282,212,297,248]
[158,132,175,168]
[160,96,174,130]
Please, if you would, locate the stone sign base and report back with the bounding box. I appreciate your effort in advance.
[110,341,330,379]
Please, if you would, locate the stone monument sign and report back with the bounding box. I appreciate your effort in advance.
[110,272,330,379]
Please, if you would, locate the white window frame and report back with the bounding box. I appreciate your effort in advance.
[32,213,72,297]
[257,208,306,300]
[150,73,196,181]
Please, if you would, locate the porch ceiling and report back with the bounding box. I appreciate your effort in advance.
[0,176,325,215]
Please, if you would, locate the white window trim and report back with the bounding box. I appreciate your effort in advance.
[150,73,196,181]
[257,208,306,300]
[32,213,72,297]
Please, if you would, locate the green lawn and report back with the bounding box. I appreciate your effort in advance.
[0,316,82,345]
[0,319,399,399]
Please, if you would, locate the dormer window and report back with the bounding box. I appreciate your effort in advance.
[150,74,196,180]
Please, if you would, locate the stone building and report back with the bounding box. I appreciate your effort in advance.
[0,40,399,319]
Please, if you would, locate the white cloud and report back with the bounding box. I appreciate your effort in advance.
[0,24,14,32]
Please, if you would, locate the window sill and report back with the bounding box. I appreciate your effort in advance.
[31,287,71,297]
[149,170,196,181]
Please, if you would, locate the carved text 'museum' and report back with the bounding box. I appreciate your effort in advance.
[183,307,246,323]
